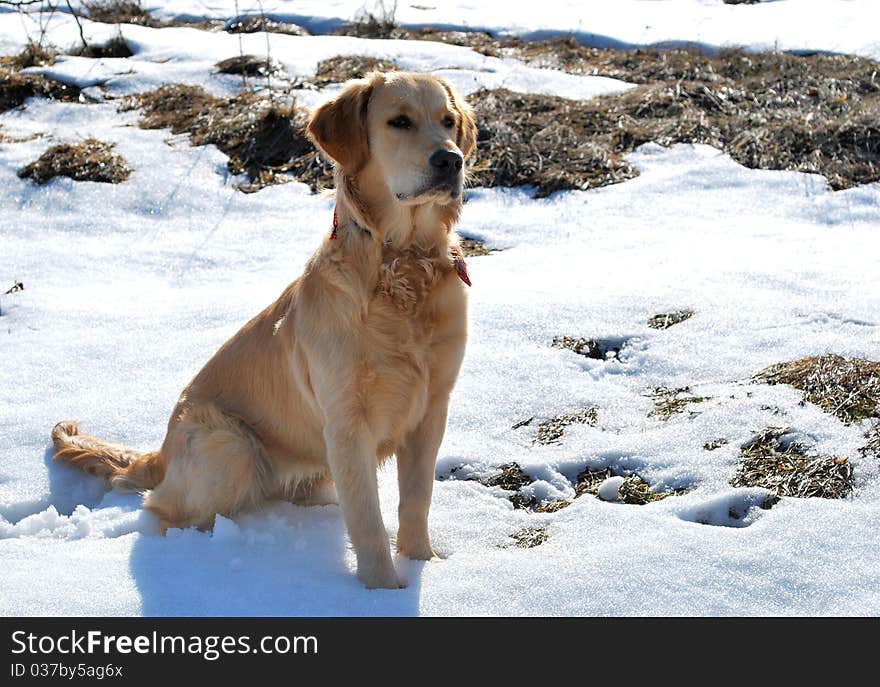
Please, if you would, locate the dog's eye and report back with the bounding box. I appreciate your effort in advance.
[388,115,413,129]
[442,115,455,129]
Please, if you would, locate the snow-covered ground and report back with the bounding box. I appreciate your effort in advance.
[1,2,879,616]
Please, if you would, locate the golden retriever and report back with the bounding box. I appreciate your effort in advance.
[51,71,477,589]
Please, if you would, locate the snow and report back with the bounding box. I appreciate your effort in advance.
[597,476,625,502]
[1,2,880,616]
[54,0,880,61]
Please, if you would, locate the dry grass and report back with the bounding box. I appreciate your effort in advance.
[648,386,709,419]
[334,1,404,39]
[216,55,279,78]
[732,427,854,500]
[533,408,598,445]
[0,68,82,113]
[226,16,309,36]
[575,467,674,505]
[481,462,536,510]
[755,355,880,424]
[83,1,159,27]
[508,527,549,548]
[474,44,880,191]
[71,34,133,59]
[121,85,330,192]
[458,237,490,257]
[551,335,626,361]
[18,139,131,184]
[704,438,729,451]
[468,89,637,197]
[0,43,56,70]
[308,56,397,89]
[648,309,694,330]
[862,425,880,460]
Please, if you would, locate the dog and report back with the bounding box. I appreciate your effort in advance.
[51,71,477,589]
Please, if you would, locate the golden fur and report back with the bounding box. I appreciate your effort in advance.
[51,72,477,589]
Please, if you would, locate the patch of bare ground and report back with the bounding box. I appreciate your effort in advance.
[551,335,628,361]
[648,386,709,419]
[0,67,82,113]
[648,309,694,329]
[18,139,130,184]
[507,527,548,548]
[574,467,676,505]
[513,407,598,445]
[755,355,880,424]
[468,88,638,197]
[478,42,880,191]
[861,425,880,460]
[120,85,332,192]
[732,427,854,500]
[71,34,134,59]
[755,354,880,461]
[216,55,280,78]
[305,56,397,89]
[457,237,490,257]
[225,16,309,36]
[703,438,729,451]
[82,1,224,30]
[0,43,56,70]
[83,1,159,26]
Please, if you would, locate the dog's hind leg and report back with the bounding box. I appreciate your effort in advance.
[144,404,270,531]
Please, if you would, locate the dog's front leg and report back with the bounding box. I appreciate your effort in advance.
[396,392,451,561]
[324,429,401,589]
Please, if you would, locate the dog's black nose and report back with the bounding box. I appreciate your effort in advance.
[429,150,463,173]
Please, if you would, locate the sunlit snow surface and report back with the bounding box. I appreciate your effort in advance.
[1,2,879,616]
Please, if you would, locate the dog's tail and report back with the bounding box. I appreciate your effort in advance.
[51,421,165,492]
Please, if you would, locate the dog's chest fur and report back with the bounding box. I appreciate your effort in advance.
[376,242,449,314]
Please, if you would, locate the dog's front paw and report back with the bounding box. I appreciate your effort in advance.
[397,542,439,562]
[358,565,404,590]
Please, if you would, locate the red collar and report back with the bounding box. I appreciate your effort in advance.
[450,245,471,287]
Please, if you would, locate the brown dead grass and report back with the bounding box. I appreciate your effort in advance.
[121,85,330,192]
[575,467,674,505]
[508,527,549,548]
[732,426,854,499]
[755,355,880,424]
[469,43,880,192]
[862,425,880,460]
[458,237,490,257]
[83,1,159,26]
[71,35,134,59]
[18,139,131,184]
[216,55,279,78]
[468,89,637,196]
[512,407,599,445]
[648,309,694,329]
[648,386,709,419]
[551,335,627,361]
[309,56,397,89]
[0,43,56,70]
[226,16,309,36]
[0,68,82,113]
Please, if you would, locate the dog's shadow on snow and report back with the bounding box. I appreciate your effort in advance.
[127,500,424,616]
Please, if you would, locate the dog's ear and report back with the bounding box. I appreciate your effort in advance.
[439,79,477,159]
[307,78,374,173]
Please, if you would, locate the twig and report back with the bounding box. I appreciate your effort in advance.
[257,0,272,99]
[233,0,247,91]
[64,0,89,54]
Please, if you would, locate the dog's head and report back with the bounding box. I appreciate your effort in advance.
[307,72,477,207]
